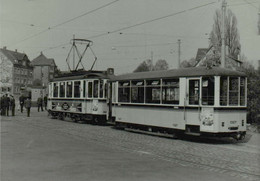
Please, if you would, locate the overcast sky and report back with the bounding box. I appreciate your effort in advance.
[1,0,259,74]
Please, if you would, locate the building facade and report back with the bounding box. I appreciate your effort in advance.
[0,47,33,99]
[31,52,58,88]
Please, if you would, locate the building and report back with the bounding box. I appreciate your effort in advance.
[0,47,33,99]
[31,52,58,88]
[195,46,243,69]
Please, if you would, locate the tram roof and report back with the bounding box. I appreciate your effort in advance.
[112,67,246,81]
[53,70,115,82]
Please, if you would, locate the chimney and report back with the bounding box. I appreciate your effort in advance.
[3,46,6,50]
[15,49,17,52]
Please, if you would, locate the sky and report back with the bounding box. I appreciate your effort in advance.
[0,0,260,74]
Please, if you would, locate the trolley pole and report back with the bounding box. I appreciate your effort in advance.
[177,39,181,68]
[221,0,226,68]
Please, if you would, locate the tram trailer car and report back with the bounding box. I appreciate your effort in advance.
[48,69,114,124]
[110,67,247,140]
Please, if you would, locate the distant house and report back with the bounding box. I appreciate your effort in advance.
[0,47,33,99]
[195,46,243,69]
[31,52,58,88]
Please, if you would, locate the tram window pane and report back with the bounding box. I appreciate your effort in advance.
[162,79,179,104]
[189,80,200,105]
[104,82,108,98]
[240,77,246,106]
[88,82,93,98]
[74,81,81,98]
[53,83,58,97]
[131,80,144,103]
[220,77,228,105]
[66,82,72,98]
[118,81,130,102]
[146,87,160,104]
[202,77,214,105]
[229,77,239,105]
[94,80,99,98]
[83,81,86,98]
[99,80,104,98]
[59,82,65,97]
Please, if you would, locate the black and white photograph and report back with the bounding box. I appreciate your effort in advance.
[1,0,260,180]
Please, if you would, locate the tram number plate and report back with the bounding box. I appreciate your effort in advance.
[230,121,237,124]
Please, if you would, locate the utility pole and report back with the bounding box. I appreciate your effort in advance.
[221,0,227,68]
[177,39,181,68]
[73,34,75,70]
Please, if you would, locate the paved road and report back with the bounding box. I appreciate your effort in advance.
[1,108,260,181]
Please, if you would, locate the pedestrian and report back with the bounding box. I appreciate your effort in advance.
[37,96,43,112]
[3,94,10,116]
[9,95,15,116]
[44,94,48,110]
[0,95,4,116]
[24,97,31,117]
[19,95,25,113]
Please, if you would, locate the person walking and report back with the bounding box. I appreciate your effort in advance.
[19,95,25,113]
[37,97,43,112]
[24,97,31,117]
[9,95,16,116]
[44,94,48,110]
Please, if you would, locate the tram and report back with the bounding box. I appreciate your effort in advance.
[109,67,247,140]
[48,69,114,124]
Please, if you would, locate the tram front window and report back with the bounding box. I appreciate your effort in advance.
[53,83,58,97]
[59,82,65,97]
[202,77,214,105]
[74,81,81,98]
[66,82,72,98]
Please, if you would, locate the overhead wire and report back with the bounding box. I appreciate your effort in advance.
[10,0,120,46]
[43,1,218,52]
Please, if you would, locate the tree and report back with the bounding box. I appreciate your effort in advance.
[153,59,169,71]
[210,9,241,59]
[133,59,153,72]
[180,58,196,68]
[133,59,169,72]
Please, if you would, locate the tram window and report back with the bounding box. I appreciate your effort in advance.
[59,82,65,97]
[240,77,246,106]
[220,77,228,105]
[74,81,81,98]
[88,82,93,98]
[131,80,144,103]
[189,80,200,105]
[66,82,72,98]
[53,83,58,97]
[99,80,104,98]
[202,77,214,105]
[162,79,179,104]
[118,81,130,102]
[83,81,86,98]
[94,80,99,98]
[229,77,239,105]
[104,82,108,98]
[146,80,160,104]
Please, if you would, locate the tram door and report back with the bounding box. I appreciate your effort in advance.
[188,79,200,105]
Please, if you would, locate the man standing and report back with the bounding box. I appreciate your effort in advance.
[3,94,10,116]
[24,97,31,117]
[37,96,43,112]
[19,95,25,113]
[9,95,15,116]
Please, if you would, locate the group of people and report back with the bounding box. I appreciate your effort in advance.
[0,94,48,117]
[0,94,16,116]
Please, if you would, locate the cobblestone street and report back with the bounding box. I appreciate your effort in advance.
[1,108,260,181]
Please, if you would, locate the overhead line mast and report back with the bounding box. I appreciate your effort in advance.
[221,0,227,68]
